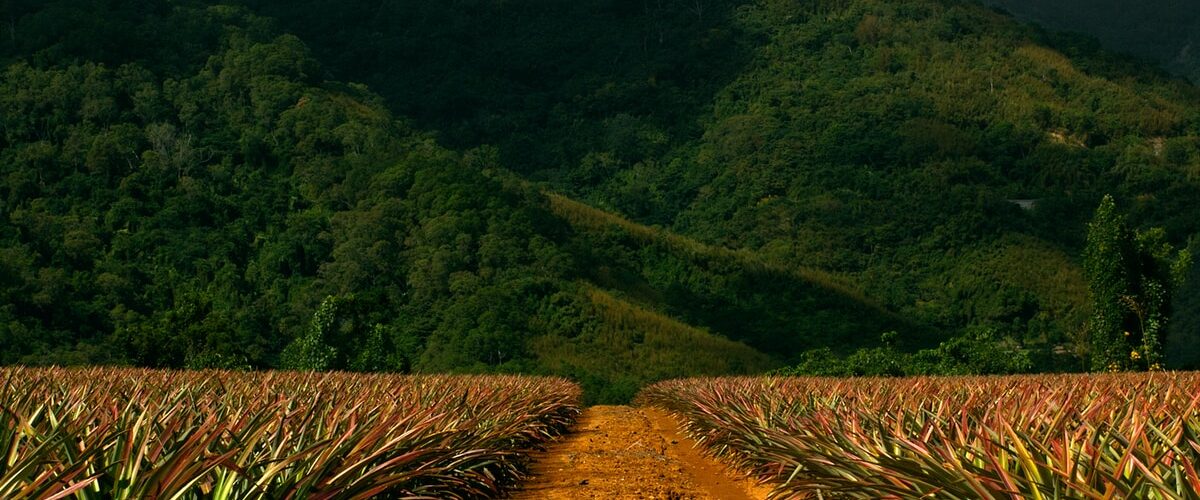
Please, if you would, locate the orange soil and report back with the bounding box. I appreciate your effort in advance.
[513,405,772,499]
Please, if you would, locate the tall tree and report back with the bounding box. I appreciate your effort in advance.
[1083,195,1190,371]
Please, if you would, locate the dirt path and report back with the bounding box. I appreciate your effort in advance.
[513,405,771,499]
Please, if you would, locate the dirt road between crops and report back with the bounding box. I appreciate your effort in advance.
[513,405,771,499]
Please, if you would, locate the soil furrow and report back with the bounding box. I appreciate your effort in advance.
[513,405,769,499]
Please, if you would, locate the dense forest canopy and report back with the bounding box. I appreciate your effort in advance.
[2,0,1198,401]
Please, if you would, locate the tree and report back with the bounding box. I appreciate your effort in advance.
[1083,195,1190,371]
[280,295,339,371]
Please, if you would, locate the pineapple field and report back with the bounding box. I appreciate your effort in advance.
[5,368,1200,498]
[638,373,1200,498]
[0,368,579,499]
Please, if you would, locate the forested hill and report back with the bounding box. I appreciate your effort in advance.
[2,0,1199,401]
[243,0,1200,366]
[982,0,1200,83]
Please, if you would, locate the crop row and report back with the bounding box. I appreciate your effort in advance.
[0,367,580,499]
[638,373,1200,499]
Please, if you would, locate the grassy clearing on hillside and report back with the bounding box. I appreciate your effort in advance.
[546,192,879,312]
[530,284,777,404]
[0,368,579,499]
[639,373,1200,498]
[545,191,925,356]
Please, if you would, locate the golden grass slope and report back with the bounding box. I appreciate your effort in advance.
[530,285,777,391]
[544,192,902,322]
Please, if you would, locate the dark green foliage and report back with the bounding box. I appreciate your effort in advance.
[1167,237,1200,369]
[230,0,1200,366]
[279,295,340,371]
[0,6,550,371]
[1083,196,1139,370]
[239,0,755,193]
[779,328,1037,377]
[1083,196,1190,371]
[0,2,782,401]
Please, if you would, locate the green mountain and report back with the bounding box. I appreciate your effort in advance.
[2,0,1198,400]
